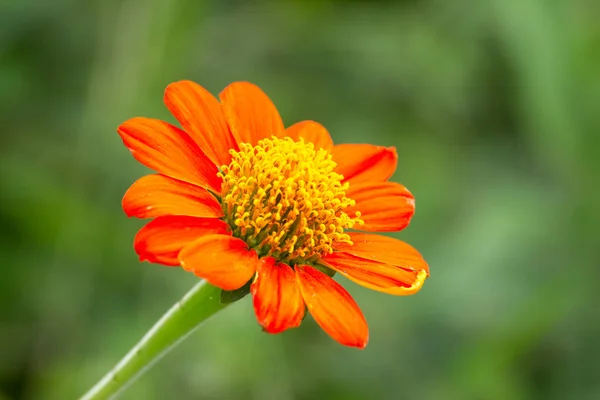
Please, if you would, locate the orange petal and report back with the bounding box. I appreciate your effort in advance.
[117,117,221,192]
[164,80,238,166]
[332,144,397,184]
[346,181,415,232]
[122,174,223,219]
[324,233,429,296]
[285,120,333,151]
[219,82,285,146]
[295,265,368,348]
[134,216,230,266]
[251,258,305,334]
[179,234,258,290]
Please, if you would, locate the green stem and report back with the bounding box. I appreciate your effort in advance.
[80,280,229,400]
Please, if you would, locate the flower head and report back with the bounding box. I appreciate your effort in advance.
[118,81,429,348]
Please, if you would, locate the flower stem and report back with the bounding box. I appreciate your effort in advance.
[80,280,229,400]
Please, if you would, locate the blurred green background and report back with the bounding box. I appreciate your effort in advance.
[2,0,600,399]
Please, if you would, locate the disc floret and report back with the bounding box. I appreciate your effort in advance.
[219,137,362,266]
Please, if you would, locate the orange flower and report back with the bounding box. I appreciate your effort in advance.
[118,81,429,348]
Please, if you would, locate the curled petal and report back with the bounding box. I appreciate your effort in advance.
[346,181,415,232]
[117,117,221,192]
[134,216,230,266]
[332,144,397,184]
[122,174,222,219]
[219,82,285,146]
[295,265,368,348]
[325,233,429,296]
[179,234,258,290]
[164,80,238,166]
[286,120,333,151]
[251,258,305,334]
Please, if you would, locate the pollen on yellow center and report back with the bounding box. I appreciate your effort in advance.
[218,136,362,266]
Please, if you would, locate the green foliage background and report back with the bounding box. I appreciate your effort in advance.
[1,0,599,399]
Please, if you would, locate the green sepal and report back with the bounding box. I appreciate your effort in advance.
[312,263,336,278]
[220,279,252,304]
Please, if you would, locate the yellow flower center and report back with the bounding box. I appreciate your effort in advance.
[219,137,362,266]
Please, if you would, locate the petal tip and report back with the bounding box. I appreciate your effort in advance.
[355,336,369,349]
[395,269,429,296]
[163,80,198,102]
[383,146,398,161]
[340,332,369,349]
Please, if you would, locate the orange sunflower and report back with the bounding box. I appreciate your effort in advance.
[118,81,429,348]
